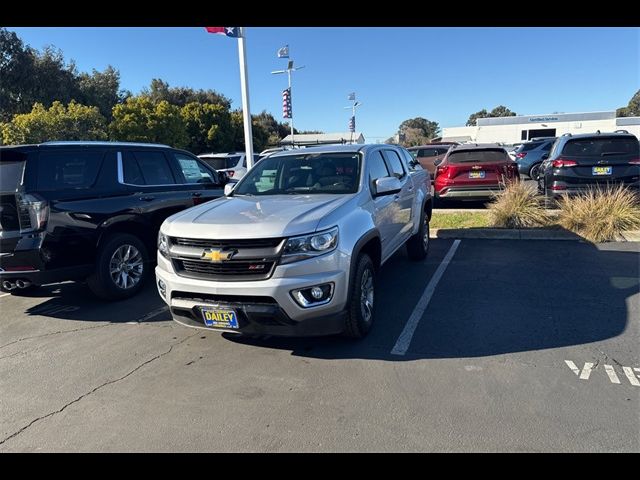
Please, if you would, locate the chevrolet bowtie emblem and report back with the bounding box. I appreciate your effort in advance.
[201,249,235,263]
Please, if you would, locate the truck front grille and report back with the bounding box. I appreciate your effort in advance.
[172,237,283,249]
[173,259,276,281]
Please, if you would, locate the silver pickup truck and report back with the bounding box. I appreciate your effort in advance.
[155,144,432,338]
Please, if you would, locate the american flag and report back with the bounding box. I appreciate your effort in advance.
[348,116,355,132]
[205,27,241,38]
[282,88,292,119]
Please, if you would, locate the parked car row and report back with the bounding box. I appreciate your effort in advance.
[1,142,432,340]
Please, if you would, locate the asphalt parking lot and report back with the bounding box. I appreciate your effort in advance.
[0,238,638,452]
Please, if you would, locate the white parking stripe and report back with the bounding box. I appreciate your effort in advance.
[604,364,621,384]
[391,239,461,356]
[623,367,640,386]
[0,293,10,298]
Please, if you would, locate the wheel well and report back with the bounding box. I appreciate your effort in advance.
[358,237,381,272]
[97,222,155,255]
[424,197,433,221]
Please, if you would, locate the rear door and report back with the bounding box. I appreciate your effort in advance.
[558,136,640,187]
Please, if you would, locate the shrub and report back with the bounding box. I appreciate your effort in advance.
[557,186,640,242]
[488,181,550,228]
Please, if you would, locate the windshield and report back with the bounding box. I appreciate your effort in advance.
[200,156,241,170]
[234,152,361,196]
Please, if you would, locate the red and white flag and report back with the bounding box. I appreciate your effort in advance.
[205,27,241,38]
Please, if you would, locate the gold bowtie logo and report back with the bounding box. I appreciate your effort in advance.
[201,249,235,263]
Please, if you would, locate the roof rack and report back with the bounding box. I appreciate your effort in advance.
[561,133,572,137]
[42,141,170,148]
[614,129,629,134]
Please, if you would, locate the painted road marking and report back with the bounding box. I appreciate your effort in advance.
[0,293,10,298]
[565,360,594,379]
[565,360,639,386]
[391,239,461,356]
[622,367,640,387]
[604,364,621,384]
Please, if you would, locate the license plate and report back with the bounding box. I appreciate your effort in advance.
[200,307,239,329]
[592,166,612,176]
[469,171,485,179]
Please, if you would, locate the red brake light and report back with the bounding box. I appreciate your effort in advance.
[436,165,449,178]
[516,152,527,158]
[629,158,640,165]
[551,185,567,191]
[552,158,578,168]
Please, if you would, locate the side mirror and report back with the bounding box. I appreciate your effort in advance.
[374,176,402,197]
[434,159,443,167]
[224,181,237,196]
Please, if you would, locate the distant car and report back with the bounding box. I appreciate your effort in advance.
[434,143,520,202]
[538,131,640,204]
[197,152,261,180]
[514,138,557,180]
[407,145,452,179]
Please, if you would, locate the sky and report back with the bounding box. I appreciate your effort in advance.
[8,27,640,142]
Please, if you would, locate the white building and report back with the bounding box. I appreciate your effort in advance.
[441,111,640,144]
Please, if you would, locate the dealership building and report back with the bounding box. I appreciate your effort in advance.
[440,111,640,144]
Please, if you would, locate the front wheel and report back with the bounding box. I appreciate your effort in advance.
[406,209,430,260]
[343,254,376,339]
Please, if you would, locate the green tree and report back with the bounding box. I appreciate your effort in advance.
[397,117,440,146]
[230,110,270,152]
[1,101,108,145]
[143,79,232,109]
[252,110,291,147]
[110,97,188,148]
[466,105,517,126]
[0,28,36,121]
[77,66,126,120]
[616,89,640,117]
[181,102,234,154]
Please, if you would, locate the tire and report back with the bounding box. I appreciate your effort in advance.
[343,253,376,339]
[406,208,430,261]
[87,233,149,300]
[529,163,542,181]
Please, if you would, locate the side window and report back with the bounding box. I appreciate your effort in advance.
[122,151,145,185]
[369,151,391,184]
[174,153,215,184]
[37,150,104,190]
[382,150,406,179]
[133,151,176,185]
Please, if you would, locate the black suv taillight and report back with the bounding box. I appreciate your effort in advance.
[16,193,49,233]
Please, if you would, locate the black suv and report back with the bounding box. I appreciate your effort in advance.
[0,141,227,299]
[538,131,640,203]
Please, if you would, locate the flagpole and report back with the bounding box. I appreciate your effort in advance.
[237,27,254,169]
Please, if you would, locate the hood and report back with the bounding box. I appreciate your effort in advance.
[163,194,353,239]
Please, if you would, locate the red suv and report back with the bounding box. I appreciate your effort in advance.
[434,144,520,202]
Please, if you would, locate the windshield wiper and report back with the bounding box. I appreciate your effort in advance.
[601,152,626,156]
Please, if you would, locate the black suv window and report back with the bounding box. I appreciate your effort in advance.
[123,151,176,185]
[37,151,104,190]
[174,153,216,184]
[562,137,639,157]
[382,150,406,179]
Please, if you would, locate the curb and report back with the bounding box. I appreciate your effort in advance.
[430,228,640,241]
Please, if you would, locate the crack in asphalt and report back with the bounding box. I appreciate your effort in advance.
[0,332,198,447]
[0,323,113,351]
[595,348,625,368]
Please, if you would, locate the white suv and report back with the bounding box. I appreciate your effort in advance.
[197,152,260,180]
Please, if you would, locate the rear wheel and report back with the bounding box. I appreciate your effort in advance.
[529,163,542,180]
[406,209,430,260]
[87,233,148,300]
[343,254,376,339]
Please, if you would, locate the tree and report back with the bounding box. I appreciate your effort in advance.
[466,105,516,126]
[1,101,108,145]
[77,66,126,120]
[230,110,270,152]
[143,79,232,109]
[0,28,36,121]
[397,117,440,146]
[181,102,234,154]
[617,89,640,117]
[110,97,188,148]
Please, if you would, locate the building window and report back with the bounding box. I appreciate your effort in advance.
[521,130,528,140]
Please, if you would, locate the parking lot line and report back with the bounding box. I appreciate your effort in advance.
[0,293,10,299]
[391,239,461,356]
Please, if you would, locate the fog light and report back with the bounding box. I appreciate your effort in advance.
[291,283,334,308]
[157,279,167,298]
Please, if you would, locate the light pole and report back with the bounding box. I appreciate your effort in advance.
[272,59,304,148]
[344,93,362,144]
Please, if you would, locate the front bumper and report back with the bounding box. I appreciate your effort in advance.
[155,249,350,336]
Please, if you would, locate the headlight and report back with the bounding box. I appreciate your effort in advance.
[281,227,338,264]
[158,231,169,258]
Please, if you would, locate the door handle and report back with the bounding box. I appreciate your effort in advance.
[139,196,155,202]
[192,192,202,197]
